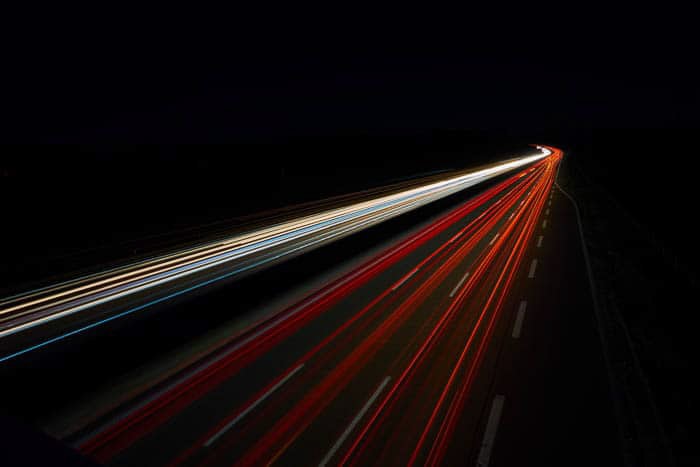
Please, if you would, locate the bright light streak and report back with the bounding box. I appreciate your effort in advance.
[78,148,561,463]
[0,148,550,351]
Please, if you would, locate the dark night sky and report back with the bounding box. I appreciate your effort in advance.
[2,4,699,284]
[3,5,698,142]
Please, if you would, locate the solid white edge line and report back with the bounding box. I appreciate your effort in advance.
[555,180,671,465]
[476,394,505,467]
[318,376,391,467]
[204,363,305,447]
[512,301,527,338]
[527,259,538,278]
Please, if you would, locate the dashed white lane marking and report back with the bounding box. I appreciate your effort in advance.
[392,267,419,291]
[512,301,527,338]
[536,235,543,248]
[319,376,392,467]
[489,233,500,246]
[508,212,514,220]
[548,200,551,206]
[204,363,305,447]
[545,208,550,216]
[476,395,506,467]
[450,270,471,298]
[542,219,547,229]
[528,259,538,278]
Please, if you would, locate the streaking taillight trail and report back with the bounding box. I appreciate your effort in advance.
[76,147,563,466]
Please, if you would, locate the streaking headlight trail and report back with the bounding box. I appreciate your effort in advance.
[0,148,551,362]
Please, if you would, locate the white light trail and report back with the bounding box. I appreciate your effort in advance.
[0,148,551,342]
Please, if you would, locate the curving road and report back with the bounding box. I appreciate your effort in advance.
[0,150,549,364]
[1,146,622,466]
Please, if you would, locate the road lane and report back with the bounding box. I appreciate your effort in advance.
[70,150,563,466]
[87,165,540,464]
[468,179,621,466]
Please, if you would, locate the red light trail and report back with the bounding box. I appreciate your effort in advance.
[78,147,563,466]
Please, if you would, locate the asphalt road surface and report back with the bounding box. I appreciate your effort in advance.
[35,147,621,466]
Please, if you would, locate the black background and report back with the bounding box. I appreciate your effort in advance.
[3,4,698,141]
[1,4,700,465]
[2,4,699,282]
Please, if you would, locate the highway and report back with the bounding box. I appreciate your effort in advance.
[0,150,548,364]
[33,146,617,466]
[0,146,622,466]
